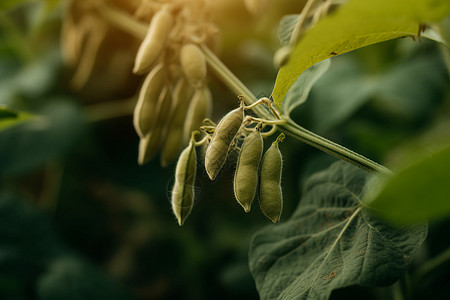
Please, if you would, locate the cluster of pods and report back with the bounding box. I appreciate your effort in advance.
[171,97,284,226]
[132,3,218,166]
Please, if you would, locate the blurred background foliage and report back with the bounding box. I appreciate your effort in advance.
[1,0,449,299]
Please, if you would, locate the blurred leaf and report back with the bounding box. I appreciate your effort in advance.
[307,47,446,133]
[277,15,299,47]
[281,59,330,117]
[37,256,135,300]
[0,0,62,11]
[0,100,86,176]
[0,193,64,299]
[0,193,135,300]
[0,0,31,11]
[376,54,447,118]
[249,161,427,300]
[366,143,450,224]
[0,50,61,106]
[0,193,64,264]
[0,105,33,131]
[308,55,376,132]
[272,0,450,106]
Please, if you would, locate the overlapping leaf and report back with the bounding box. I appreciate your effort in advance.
[249,161,427,300]
[367,143,450,225]
[272,0,450,107]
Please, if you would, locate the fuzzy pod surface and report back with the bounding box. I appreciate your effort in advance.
[234,130,263,212]
[180,43,207,88]
[259,138,283,223]
[171,134,197,226]
[133,63,166,138]
[160,78,194,166]
[133,9,173,74]
[138,86,172,165]
[205,106,244,180]
[183,86,212,144]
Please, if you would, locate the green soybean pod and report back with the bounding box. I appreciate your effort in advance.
[133,63,166,138]
[160,78,194,167]
[138,86,172,165]
[133,9,173,74]
[183,85,213,145]
[171,132,197,226]
[233,130,263,212]
[204,106,244,180]
[259,133,284,223]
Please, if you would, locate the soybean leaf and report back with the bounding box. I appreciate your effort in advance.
[366,143,450,225]
[0,105,33,131]
[271,0,450,107]
[249,161,427,300]
[281,59,330,117]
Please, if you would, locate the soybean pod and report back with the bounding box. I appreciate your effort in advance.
[259,133,284,223]
[234,129,263,212]
[204,105,244,180]
[171,132,198,226]
[133,8,173,74]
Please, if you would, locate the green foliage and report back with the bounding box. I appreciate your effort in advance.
[304,42,447,133]
[272,0,450,107]
[249,162,427,300]
[281,59,330,117]
[0,193,135,300]
[367,143,450,225]
[0,105,33,131]
[0,100,86,176]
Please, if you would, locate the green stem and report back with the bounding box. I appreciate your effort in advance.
[281,120,393,175]
[100,2,393,175]
[412,247,450,285]
[203,44,392,175]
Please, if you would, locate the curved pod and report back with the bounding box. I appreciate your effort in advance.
[133,9,173,74]
[180,43,207,88]
[171,133,197,226]
[204,106,244,180]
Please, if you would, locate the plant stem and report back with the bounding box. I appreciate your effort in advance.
[281,120,393,175]
[202,44,392,175]
[100,1,393,175]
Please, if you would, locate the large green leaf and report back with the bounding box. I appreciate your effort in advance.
[272,0,450,107]
[249,161,427,300]
[366,143,450,225]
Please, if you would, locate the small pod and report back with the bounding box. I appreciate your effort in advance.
[205,106,244,180]
[138,86,173,164]
[160,78,194,167]
[259,133,284,223]
[233,130,263,212]
[180,43,207,88]
[133,63,166,138]
[133,9,173,74]
[171,132,198,226]
[183,86,213,144]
